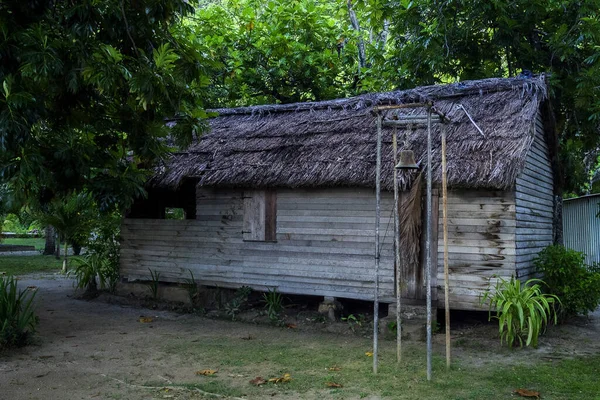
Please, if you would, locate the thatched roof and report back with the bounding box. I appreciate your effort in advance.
[150,75,550,191]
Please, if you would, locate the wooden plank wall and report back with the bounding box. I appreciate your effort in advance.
[120,188,396,301]
[436,190,517,310]
[514,111,554,279]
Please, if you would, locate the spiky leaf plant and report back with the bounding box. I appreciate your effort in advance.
[481,277,559,348]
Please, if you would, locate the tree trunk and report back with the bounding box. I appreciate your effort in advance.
[56,233,61,260]
[43,226,56,255]
[62,241,68,273]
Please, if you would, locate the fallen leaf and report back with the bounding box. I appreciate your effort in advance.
[196,369,218,376]
[514,389,541,399]
[326,382,343,388]
[327,366,341,371]
[268,373,292,384]
[365,352,373,357]
[139,317,153,323]
[286,323,297,329]
[249,377,266,386]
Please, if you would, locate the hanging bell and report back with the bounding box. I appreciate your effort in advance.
[395,150,419,170]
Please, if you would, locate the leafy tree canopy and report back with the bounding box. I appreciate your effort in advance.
[187,0,600,194]
[1,0,207,211]
[2,0,600,202]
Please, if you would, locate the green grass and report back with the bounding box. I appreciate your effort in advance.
[2,237,46,251]
[160,331,600,399]
[0,255,64,275]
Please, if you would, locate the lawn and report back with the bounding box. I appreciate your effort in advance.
[2,237,46,251]
[0,255,65,275]
[158,333,600,399]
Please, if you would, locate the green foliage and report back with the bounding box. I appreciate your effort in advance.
[342,313,366,332]
[146,269,161,300]
[72,251,118,293]
[262,288,283,322]
[184,269,200,305]
[0,276,39,349]
[184,0,358,106]
[1,213,42,235]
[1,1,207,211]
[224,286,252,320]
[85,210,122,287]
[534,245,600,318]
[482,276,559,348]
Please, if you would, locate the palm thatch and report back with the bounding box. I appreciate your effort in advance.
[150,75,549,191]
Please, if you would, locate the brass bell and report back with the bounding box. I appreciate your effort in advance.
[395,150,419,170]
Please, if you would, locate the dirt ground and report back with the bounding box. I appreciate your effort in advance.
[1,274,600,400]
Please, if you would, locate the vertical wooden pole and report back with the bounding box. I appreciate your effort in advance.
[392,130,402,362]
[373,113,382,374]
[442,124,451,369]
[425,109,433,382]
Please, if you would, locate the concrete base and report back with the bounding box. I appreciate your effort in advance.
[387,303,429,320]
[317,296,343,322]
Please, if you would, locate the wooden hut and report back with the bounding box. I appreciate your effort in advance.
[120,75,559,311]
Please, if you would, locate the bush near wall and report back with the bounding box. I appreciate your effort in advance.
[534,245,600,318]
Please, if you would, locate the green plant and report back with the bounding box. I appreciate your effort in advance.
[342,313,366,332]
[146,269,161,300]
[72,251,118,294]
[262,288,283,322]
[223,286,253,320]
[0,276,39,348]
[481,276,559,348]
[534,245,600,318]
[184,269,200,305]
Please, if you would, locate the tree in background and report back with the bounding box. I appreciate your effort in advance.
[35,192,96,272]
[185,0,600,195]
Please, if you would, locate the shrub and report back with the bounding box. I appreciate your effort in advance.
[0,276,39,349]
[534,245,600,318]
[481,276,559,348]
[73,251,118,294]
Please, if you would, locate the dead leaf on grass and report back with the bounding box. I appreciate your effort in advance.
[195,369,218,376]
[286,323,297,329]
[326,382,343,388]
[268,373,292,383]
[365,352,373,357]
[139,317,153,323]
[514,389,541,399]
[327,366,341,371]
[249,377,266,386]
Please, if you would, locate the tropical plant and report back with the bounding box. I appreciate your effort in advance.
[263,288,284,322]
[184,269,199,305]
[72,251,118,295]
[0,276,39,349]
[481,276,559,348]
[223,286,252,320]
[534,245,600,318]
[146,269,161,300]
[35,192,95,272]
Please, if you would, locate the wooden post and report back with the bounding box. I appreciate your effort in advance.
[425,109,433,381]
[392,131,402,362]
[373,113,382,374]
[442,124,451,369]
